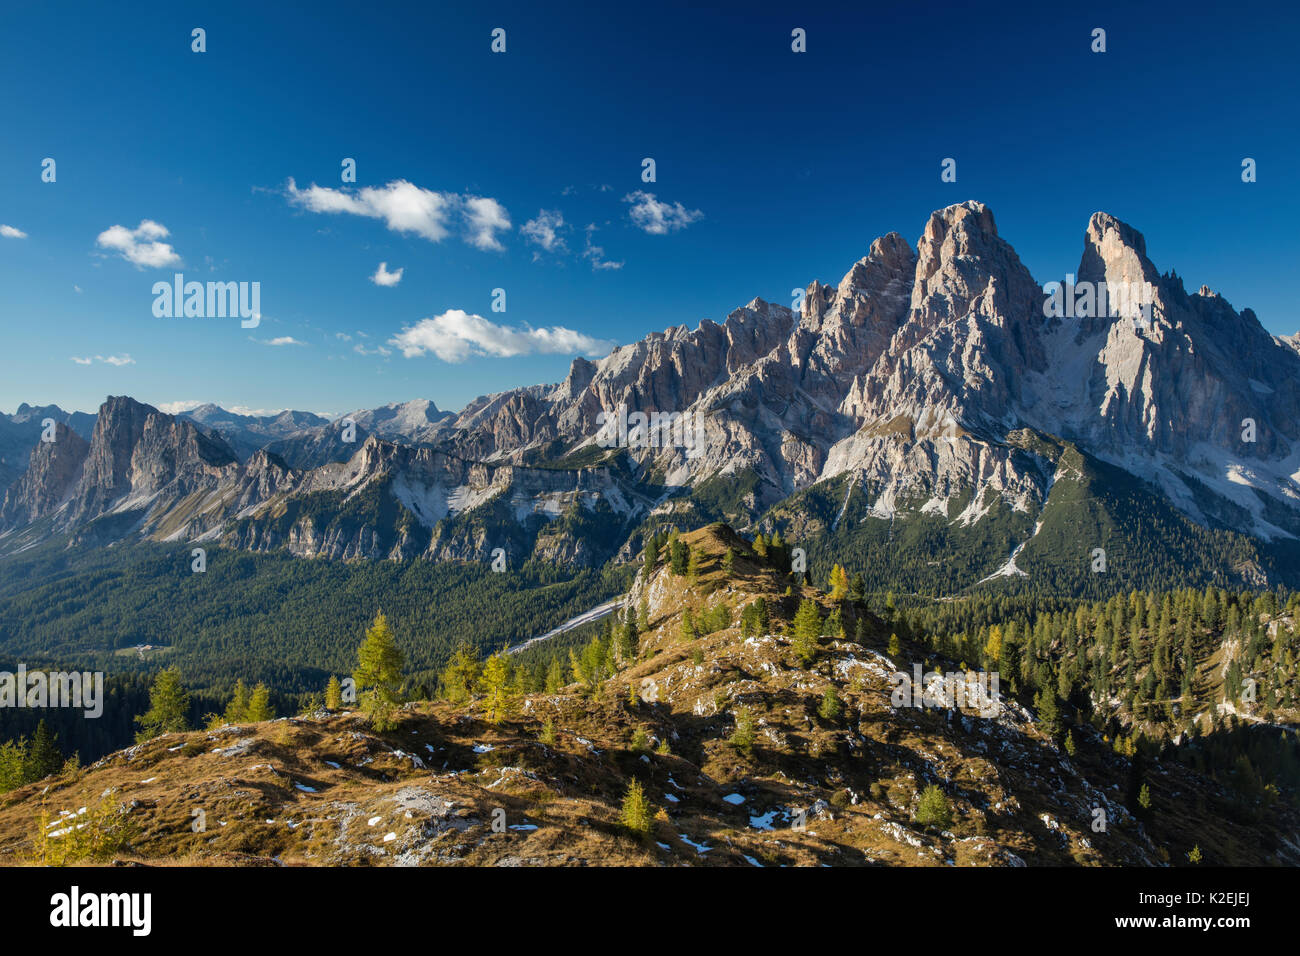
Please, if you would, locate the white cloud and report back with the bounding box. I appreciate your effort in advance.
[623,191,703,234]
[353,343,392,357]
[521,210,568,253]
[463,196,511,251]
[286,178,510,250]
[370,261,404,287]
[389,309,614,363]
[95,220,182,268]
[583,224,623,271]
[72,353,135,366]
[286,178,450,241]
[335,331,352,341]
[259,336,304,347]
[0,224,27,239]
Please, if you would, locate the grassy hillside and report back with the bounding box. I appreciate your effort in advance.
[1,525,1294,867]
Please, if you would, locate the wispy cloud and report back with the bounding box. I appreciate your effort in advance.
[257,336,305,347]
[95,220,182,268]
[389,309,614,363]
[521,209,568,253]
[623,191,703,234]
[72,353,135,366]
[583,224,623,271]
[285,178,510,250]
[370,261,403,287]
[353,343,392,357]
[0,224,27,239]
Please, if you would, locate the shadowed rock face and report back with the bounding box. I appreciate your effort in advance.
[0,423,90,526]
[3,203,1298,559]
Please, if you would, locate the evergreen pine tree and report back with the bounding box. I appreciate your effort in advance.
[353,611,405,731]
[769,529,786,568]
[668,532,688,575]
[245,683,274,722]
[325,675,343,711]
[620,780,653,838]
[539,718,557,746]
[479,653,511,724]
[984,625,1003,668]
[729,707,757,753]
[0,740,29,792]
[135,667,191,742]
[644,533,661,576]
[914,784,953,830]
[679,608,697,642]
[792,599,822,665]
[224,679,251,724]
[818,687,842,722]
[1034,684,1062,738]
[440,644,482,703]
[26,720,63,780]
[828,564,849,600]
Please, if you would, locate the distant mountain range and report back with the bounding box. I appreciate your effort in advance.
[4,201,1299,593]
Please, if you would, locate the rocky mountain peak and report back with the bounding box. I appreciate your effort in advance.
[1077,211,1159,293]
[908,201,1038,334]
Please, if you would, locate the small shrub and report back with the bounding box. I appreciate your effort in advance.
[539,718,557,746]
[914,784,953,830]
[729,707,757,754]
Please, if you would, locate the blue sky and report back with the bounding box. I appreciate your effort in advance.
[1,0,1296,418]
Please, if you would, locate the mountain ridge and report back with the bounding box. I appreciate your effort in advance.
[4,202,1299,593]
